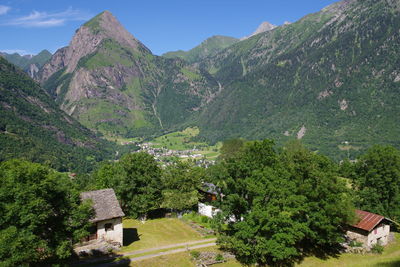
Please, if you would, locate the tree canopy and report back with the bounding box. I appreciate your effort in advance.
[352,145,400,221]
[0,159,93,266]
[212,140,354,266]
[161,161,204,211]
[93,152,162,218]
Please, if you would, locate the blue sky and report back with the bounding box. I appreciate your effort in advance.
[0,0,338,56]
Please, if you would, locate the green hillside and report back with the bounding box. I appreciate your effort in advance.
[195,0,400,160]
[162,35,239,63]
[1,50,51,70]
[0,56,115,172]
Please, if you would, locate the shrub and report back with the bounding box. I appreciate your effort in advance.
[349,240,363,247]
[215,253,224,262]
[371,243,384,254]
[190,250,200,259]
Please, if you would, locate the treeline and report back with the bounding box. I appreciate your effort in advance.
[1,139,399,266]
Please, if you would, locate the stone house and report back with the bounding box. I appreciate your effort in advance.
[346,209,391,249]
[81,189,125,246]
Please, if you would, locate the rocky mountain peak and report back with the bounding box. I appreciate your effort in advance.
[40,10,150,82]
[241,21,277,40]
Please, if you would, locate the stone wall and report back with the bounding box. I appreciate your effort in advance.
[97,217,123,245]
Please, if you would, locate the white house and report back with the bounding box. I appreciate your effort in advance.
[81,189,125,246]
[346,209,391,249]
[198,183,221,218]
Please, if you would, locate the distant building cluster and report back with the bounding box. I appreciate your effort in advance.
[135,142,215,167]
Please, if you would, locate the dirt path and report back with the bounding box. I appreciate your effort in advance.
[122,237,217,257]
[129,242,217,262]
[73,238,217,266]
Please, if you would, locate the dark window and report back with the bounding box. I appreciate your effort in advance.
[105,223,114,231]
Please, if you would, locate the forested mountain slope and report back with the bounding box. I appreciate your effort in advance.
[196,0,400,159]
[0,56,114,172]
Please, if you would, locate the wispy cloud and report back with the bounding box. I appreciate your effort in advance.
[0,5,11,15]
[4,7,92,28]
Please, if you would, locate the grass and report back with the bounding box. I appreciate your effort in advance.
[181,68,201,80]
[297,233,400,267]
[121,218,204,253]
[132,233,400,267]
[133,251,194,267]
[181,212,213,229]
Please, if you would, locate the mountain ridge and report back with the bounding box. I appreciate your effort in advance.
[162,35,239,63]
[240,21,277,40]
[1,50,52,79]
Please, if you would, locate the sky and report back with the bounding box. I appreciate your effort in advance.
[0,0,338,56]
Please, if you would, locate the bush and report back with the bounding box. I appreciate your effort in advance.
[215,253,224,262]
[190,250,200,259]
[182,212,212,229]
[371,243,384,254]
[349,240,363,247]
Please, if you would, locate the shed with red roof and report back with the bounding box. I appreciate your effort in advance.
[346,209,391,249]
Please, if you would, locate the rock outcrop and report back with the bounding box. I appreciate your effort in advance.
[241,21,277,40]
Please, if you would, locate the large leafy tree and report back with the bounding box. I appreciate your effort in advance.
[161,161,203,211]
[93,152,162,218]
[352,145,400,221]
[0,159,93,266]
[213,140,354,266]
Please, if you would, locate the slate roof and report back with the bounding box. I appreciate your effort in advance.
[352,209,385,232]
[200,182,218,195]
[81,189,125,223]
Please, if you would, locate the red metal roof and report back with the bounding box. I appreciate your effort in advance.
[352,209,385,232]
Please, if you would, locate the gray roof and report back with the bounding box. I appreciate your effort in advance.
[201,182,218,195]
[81,189,125,222]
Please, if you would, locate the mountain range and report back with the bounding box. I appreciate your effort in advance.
[1,50,52,79]
[2,0,400,162]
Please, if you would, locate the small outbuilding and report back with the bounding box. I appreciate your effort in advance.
[81,189,125,246]
[346,209,391,249]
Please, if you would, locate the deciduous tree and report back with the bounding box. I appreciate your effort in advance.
[352,145,400,220]
[213,140,354,266]
[0,160,93,266]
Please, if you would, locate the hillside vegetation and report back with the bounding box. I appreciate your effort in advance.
[0,56,114,172]
[195,0,400,160]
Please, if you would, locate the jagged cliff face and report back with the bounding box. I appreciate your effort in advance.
[41,11,218,137]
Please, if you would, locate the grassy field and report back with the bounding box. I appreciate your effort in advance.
[133,252,194,267]
[121,218,205,252]
[132,233,400,267]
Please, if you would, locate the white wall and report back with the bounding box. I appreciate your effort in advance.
[198,202,220,218]
[96,217,123,245]
[367,224,390,247]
